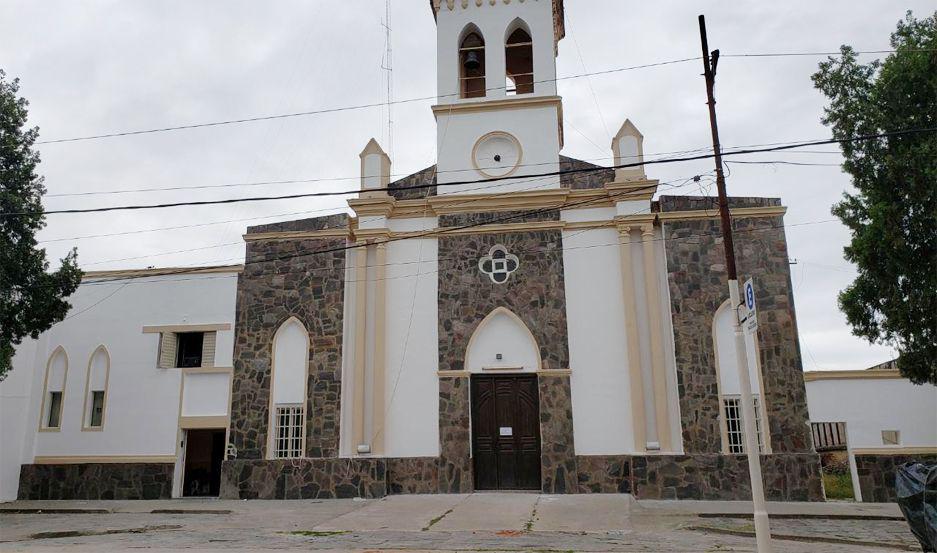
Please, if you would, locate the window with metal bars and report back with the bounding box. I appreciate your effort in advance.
[273,404,305,459]
[723,395,765,454]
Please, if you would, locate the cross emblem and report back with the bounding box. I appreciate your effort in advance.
[478,245,519,284]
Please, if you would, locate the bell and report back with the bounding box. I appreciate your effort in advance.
[463,51,481,71]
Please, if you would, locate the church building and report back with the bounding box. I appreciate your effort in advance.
[4,0,830,502]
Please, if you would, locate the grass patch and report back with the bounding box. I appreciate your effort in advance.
[286,530,348,537]
[422,508,454,531]
[822,472,855,500]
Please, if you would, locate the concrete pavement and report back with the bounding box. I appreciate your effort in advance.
[0,493,917,552]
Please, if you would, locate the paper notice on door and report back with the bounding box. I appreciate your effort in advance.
[499,427,513,436]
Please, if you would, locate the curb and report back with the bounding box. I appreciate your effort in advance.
[687,524,918,551]
[697,512,905,521]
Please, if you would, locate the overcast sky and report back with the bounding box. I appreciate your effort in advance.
[3,1,930,371]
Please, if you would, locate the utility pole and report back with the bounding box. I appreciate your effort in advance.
[698,14,773,553]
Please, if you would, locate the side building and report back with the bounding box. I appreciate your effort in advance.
[4,267,239,501]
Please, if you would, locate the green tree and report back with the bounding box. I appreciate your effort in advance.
[1,69,82,380]
[812,12,936,385]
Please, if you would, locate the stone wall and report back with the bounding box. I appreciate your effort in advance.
[437,376,473,493]
[855,454,937,503]
[436,226,569,373]
[574,454,821,500]
[539,375,578,493]
[576,456,632,494]
[387,457,440,495]
[436,224,574,493]
[18,463,173,500]
[228,215,347,460]
[220,458,385,499]
[660,196,814,456]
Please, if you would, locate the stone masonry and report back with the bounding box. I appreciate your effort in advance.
[855,454,937,502]
[661,196,815,456]
[436,218,575,493]
[220,458,385,499]
[227,215,347,460]
[18,463,173,500]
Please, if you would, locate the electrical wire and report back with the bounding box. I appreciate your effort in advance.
[34,48,922,146]
[11,126,934,217]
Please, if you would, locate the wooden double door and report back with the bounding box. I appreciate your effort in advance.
[471,374,542,490]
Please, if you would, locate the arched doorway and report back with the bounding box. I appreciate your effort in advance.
[466,308,542,490]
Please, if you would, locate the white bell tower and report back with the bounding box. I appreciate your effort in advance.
[431,0,565,195]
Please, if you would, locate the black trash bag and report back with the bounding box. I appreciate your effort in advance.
[896,462,937,552]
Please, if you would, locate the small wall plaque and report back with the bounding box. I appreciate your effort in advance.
[499,426,513,436]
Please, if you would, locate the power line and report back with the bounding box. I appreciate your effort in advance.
[34,48,916,146]
[12,127,934,217]
[77,215,836,289]
[35,57,699,145]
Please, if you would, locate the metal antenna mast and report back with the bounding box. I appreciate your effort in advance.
[382,0,394,161]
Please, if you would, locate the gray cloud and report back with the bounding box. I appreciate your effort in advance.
[3,0,924,370]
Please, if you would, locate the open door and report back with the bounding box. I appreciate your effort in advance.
[182,429,225,497]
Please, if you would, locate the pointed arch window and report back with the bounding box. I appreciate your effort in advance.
[40,347,69,430]
[83,346,110,430]
[505,27,534,95]
[459,30,486,99]
[268,317,309,459]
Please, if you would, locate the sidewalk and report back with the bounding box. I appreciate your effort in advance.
[0,494,918,552]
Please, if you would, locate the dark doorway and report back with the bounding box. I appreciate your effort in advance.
[471,374,541,490]
[183,429,225,497]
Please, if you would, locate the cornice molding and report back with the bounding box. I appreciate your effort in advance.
[243,228,350,242]
[852,447,937,456]
[33,455,177,465]
[658,206,787,221]
[803,369,904,382]
[83,265,242,280]
[432,95,562,118]
[142,323,231,334]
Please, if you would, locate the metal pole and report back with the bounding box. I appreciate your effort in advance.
[699,14,772,553]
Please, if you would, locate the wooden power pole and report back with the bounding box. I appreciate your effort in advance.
[698,14,773,553]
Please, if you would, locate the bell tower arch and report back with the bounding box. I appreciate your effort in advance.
[430,0,566,195]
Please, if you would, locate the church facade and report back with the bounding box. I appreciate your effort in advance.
[6,0,829,501]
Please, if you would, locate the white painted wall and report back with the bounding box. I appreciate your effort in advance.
[436,105,561,194]
[0,270,237,499]
[465,309,539,372]
[381,229,439,457]
[435,0,558,103]
[562,225,636,455]
[0,337,42,501]
[181,372,231,418]
[806,376,937,450]
[339,220,440,458]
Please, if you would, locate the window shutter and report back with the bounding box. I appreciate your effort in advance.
[158,332,177,368]
[201,331,216,367]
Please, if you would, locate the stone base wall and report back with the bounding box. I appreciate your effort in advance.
[387,457,439,495]
[855,454,937,503]
[576,455,632,494]
[576,453,823,500]
[220,458,387,499]
[17,463,173,500]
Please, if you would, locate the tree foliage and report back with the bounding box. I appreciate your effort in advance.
[812,12,936,384]
[0,69,82,380]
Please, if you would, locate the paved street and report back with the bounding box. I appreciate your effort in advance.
[0,494,919,552]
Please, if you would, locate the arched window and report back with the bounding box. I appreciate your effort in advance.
[40,347,69,430]
[82,346,110,430]
[459,30,486,99]
[505,27,533,95]
[268,317,309,459]
[712,300,768,454]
